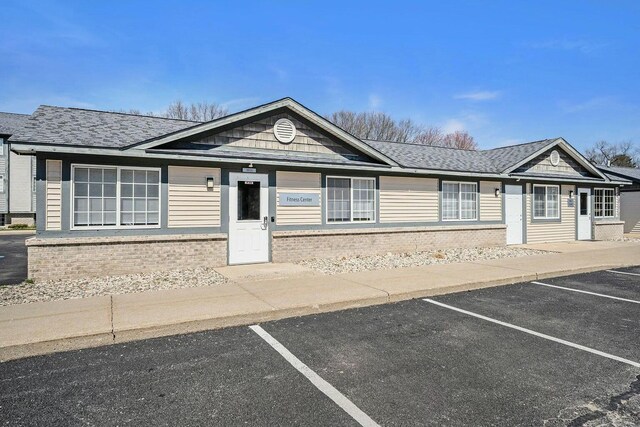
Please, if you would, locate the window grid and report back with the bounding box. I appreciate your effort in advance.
[594,188,615,218]
[442,181,477,221]
[72,165,160,229]
[532,185,560,219]
[326,177,376,223]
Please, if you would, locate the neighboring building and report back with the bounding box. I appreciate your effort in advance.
[0,112,35,227]
[7,98,628,281]
[598,165,640,233]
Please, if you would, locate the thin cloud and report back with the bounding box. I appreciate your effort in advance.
[454,90,500,101]
[442,118,466,133]
[559,96,615,113]
[525,39,607,54]
[368,93,382,109]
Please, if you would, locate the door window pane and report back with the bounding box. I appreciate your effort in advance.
[237,180,261,220]
[579,192,588,216]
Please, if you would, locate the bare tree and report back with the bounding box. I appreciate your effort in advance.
[413,127,444,146]
[586,140,639,167]
[440,131,478,150]
[326,111,422,143]
[164,100,228,121]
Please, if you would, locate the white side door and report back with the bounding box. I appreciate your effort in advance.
[228,173,270,265]
[505,185,524,245]
[577,188,592,240]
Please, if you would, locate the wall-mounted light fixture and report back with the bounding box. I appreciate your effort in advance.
[206,176,215,189]
[569,190,574,199]
[494,188,500,197]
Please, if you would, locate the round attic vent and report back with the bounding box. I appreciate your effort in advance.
[274,118,296,144]
[550,150,560,166]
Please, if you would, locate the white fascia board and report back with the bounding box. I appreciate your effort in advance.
[125,98,399,167]
[10,142,513,178]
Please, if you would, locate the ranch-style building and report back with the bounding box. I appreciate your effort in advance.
[6,98,628,281]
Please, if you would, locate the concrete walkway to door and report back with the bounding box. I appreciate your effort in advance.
[1,240,639,361]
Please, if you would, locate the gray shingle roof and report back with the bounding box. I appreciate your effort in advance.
[9,105,199,148]
[363,139,498,173]
[482,138,557,171]
[598,165,640,182]
[0,111,30,136]
[8,103,586,177]
[362,138,560,173]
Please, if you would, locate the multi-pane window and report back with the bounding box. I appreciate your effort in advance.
[120,169,160,226]
[442,182,477,220]
[72,165,160,228]
[327,177,375,223]
[532,185,559,219]
[594,188,615,218]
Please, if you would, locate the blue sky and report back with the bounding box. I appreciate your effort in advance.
[1,1,639,151]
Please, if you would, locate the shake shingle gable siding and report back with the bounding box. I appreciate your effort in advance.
[9,106,199,148]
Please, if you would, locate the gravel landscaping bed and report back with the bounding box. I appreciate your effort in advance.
[298,246,551,275]
[0,267,228,306]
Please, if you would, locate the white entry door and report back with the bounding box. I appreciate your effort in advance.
[505,185,524,245]
[228,173,270,265]
[577,188,592,240]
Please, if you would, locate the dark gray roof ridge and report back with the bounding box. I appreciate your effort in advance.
[482,137,558,152]
[363,138,481,152]
[36,104,202,124]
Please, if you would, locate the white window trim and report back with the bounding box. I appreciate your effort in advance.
[0,138,4,155]
[70,163,162,230]
[0,175,4,193]
[441,181,478,222]
[594,187,615,219]
[325,175,376,224]
[532,184,560,220]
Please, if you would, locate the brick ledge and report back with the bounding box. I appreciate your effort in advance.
[26,233,227,247]
[272,224,506,238]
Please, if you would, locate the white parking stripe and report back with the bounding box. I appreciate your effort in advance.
[532,281,640,304]
[249,325,380,427]
[606,269,640,277]
[423,299,640,368]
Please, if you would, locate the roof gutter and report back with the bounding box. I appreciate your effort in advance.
[10,142,626,184]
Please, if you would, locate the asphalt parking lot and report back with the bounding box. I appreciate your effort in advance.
[0,234,29,285]
[1,267,639,426]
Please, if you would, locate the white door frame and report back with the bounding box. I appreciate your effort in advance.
[228,172,270,265]
[577,188,592,240]
[505,184,524,245]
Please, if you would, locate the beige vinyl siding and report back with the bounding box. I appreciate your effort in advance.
[479,181,502,221]
[379,176,438,223]
[45,160,62,230]
[620,192,640,233]
[168,166,220,228]
[526,184,575,243]
[276,171,321,225]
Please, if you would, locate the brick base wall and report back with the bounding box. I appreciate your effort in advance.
[593,221,624,241]
[8,213,35,227]
[271,225,507,262]
[27,234,228,281]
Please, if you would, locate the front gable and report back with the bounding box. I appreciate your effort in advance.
[515,147,593,177]
[134,98,397,167]
[164,111,372,162]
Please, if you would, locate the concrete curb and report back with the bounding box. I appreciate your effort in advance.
[1,261,636,362]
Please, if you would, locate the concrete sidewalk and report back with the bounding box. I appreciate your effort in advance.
[1,241,639,361]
